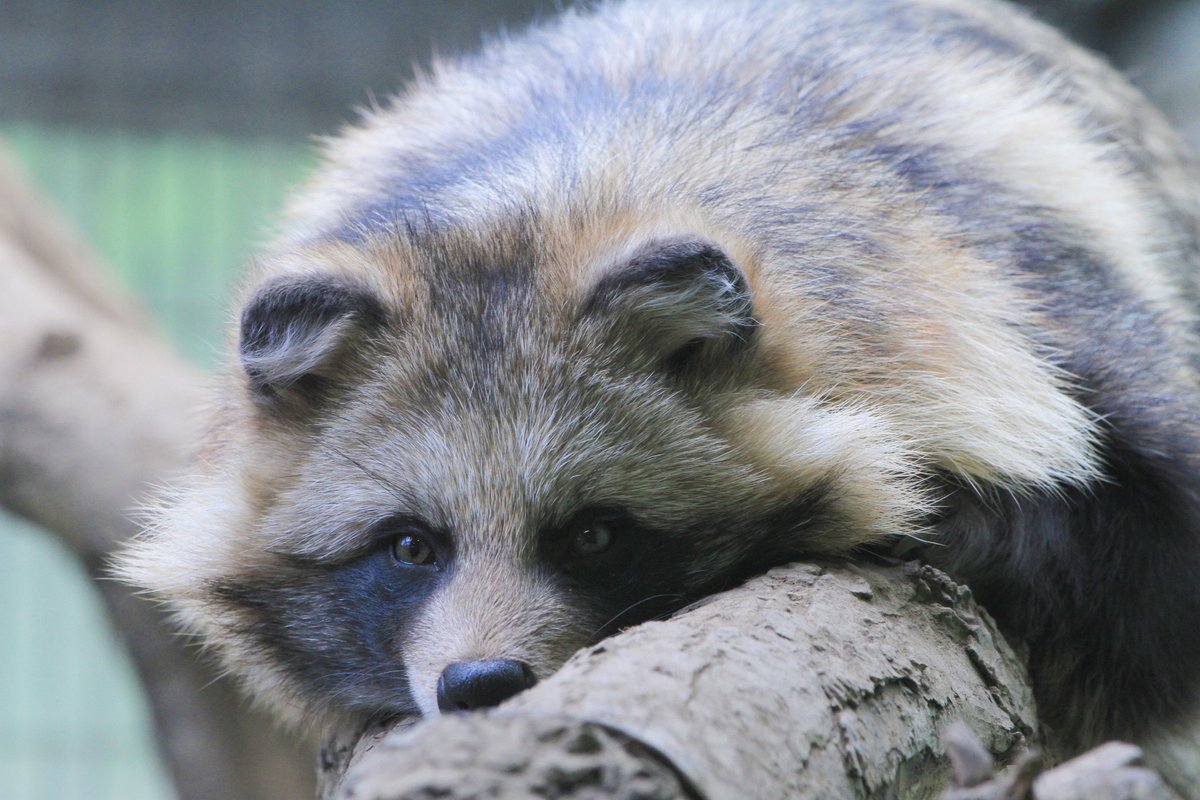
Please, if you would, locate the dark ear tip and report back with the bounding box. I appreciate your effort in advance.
[584,236,757,368]
[585,237,743,312]
[239,272,386,396]
[631,238,728,276]
[239,274,384,356]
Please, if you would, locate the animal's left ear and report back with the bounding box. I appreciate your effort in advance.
[584,238,758,370]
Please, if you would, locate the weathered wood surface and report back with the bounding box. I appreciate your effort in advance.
[321,562,1040,800]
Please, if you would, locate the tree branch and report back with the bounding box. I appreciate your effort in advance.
[0,141,317,800]
[320,562,1039,799]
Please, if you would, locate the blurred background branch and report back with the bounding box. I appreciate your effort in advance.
[0,144,316,800]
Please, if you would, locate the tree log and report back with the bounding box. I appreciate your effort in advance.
[320,562,1040,800]
[320,563,1193,800]
[0,143,317,800]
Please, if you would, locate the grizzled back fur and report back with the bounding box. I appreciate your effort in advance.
[119,0,1200,787]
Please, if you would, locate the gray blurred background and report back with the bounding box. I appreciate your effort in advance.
[0,1,1196,799]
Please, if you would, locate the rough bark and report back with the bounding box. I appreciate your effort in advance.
[320,563,1189,800]
[0,144,317,800]
[320,562,1041,800]
[941,729,1184,800]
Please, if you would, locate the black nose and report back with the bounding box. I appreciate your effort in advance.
[437,659,537,713]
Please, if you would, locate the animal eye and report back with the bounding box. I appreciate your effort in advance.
[569,520,614,557]
[391,533,437,566]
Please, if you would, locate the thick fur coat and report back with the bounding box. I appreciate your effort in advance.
[119,0,1200,789]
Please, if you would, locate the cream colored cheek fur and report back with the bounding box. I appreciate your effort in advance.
[725,394,933,547]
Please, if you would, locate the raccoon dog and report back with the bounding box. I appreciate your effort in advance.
[119,0,1200,783]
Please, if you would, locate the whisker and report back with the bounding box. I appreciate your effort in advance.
[590,593,687,639]
[322,665,410,700]
[320,442,409,504]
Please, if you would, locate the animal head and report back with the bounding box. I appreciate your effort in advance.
[118,213,926,726]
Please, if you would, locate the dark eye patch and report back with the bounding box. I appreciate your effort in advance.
[539,488,841,643]
[543,508,632,567]
[207,544,444,715]
[539,508,702,639]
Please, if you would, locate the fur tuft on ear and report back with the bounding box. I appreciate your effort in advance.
[584,238,757,369]
[239,273,386,398]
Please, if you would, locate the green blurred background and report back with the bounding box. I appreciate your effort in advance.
[0,126,312,800]
[1,1,1196,798]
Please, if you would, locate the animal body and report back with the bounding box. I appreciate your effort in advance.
[119,0,1200,789]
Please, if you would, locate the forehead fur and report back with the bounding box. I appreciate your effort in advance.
[261,321,764,563]
[225,198,946,569]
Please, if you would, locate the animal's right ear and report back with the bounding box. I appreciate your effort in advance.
[239,273,386,402]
